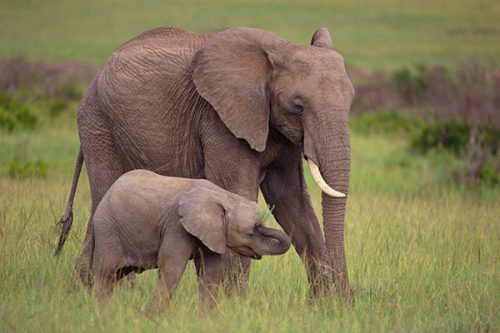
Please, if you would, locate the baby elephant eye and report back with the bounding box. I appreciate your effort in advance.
[247,226,259,237]
[291,98,304,114]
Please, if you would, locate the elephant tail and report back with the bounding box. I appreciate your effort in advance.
[89,221,95,278]
[54,147,84,256]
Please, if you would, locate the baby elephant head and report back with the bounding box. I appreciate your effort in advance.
[178,185,291,258]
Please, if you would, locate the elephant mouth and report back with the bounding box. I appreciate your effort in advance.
[233,246,262,260]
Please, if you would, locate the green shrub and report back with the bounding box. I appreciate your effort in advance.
[451,150,499,187]
[8,156,48,178]
[480,159,499,186]
[411,121,471,154]
[38,98,69,118]
[0,93,73,131]
[391,64,429,104]
[0,105,18,131]
[56,83,84,101]
[0,93,38,131]
[411,122,499,155]
[0,58,92,102]
[6,140,48,179]
[411,122,499,187]
[351,108,423,136]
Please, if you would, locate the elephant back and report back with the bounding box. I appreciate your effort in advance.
[116,26,208,53]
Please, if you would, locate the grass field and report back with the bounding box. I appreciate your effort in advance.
[1,1,499,332]
[1,114,498,332]
[1,0,500,69]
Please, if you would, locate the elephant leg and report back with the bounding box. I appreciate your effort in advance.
[220,251,251,297]
[150,232,194,311]
[260,151,326,297]
[94,272,113,305]
[203,180,256,296]
[93,264,114,305]
[92,244,119,305]
[194,250,224,311]
[201,123,261,296]
[75,110,125,287]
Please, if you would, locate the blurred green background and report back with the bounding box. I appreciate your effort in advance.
[1,0,499,69]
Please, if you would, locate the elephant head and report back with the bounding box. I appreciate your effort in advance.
[192,27,354,292]
[178,186,291,258]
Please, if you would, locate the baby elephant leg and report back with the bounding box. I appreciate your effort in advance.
[92,241,121,305]
[150,234,194,311]
[94,269,114,304]
[194,250,225,311]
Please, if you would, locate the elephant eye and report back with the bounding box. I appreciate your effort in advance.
[246,225,259,237]
[291,98,304,114]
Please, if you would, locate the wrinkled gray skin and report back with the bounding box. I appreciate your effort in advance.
[58,26,354,297]
[92,170,291,309]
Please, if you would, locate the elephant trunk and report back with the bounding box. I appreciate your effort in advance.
[305,112,351,296]
[255,225,291,255]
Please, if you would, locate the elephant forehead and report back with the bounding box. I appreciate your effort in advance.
[280,66,354,106]
[283,50,351,92]
[287,46,345,69]
[233,201,258,219]
[235,200,257,212]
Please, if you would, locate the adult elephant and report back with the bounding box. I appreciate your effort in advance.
[55,26,354,297]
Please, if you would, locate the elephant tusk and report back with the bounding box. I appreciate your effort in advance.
[307,159,346,198]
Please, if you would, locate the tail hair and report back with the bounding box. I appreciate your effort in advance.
[54,148,84,256]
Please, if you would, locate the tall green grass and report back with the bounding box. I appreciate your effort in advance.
[1,118,498,332]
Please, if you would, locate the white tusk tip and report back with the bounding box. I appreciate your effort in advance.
[307,159,346,198]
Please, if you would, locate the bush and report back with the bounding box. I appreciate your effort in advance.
[411,122,499,187]
[351,60,499,129]
[351,108,423,136]
[8,158,48,179]
[0,94,38,131]
[455,126,499,187]
[411,121,499,154]
[0,92,74,131]
[0,57,93,102]
[350,60,499,188]
[0,58,90,128]
[392,64,430,104]
[411,121,472,154]
[37,98,69,118]
[7,141,48,179]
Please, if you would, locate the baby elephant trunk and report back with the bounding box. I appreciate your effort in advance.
[255,225,291,255]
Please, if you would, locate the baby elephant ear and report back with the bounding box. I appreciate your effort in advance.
[311,27,333,49]
[178,187,226,255]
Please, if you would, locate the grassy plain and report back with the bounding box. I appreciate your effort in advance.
[1,115,498,332]
[1,0,499,332]
[1,0,500,69]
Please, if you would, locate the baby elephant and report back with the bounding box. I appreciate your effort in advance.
[90,169,291,309]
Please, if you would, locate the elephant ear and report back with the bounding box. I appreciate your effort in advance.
[178,187,226,255]
[193,27,286,152]
[311,27,333,48]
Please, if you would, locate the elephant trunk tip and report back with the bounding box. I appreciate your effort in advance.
[256,225,291,255]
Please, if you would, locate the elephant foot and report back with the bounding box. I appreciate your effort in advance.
[74,255,93,288]
[312,263,354,303]
[117,273,137,288]
[308,281,354,305]
[145,293,170,314]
